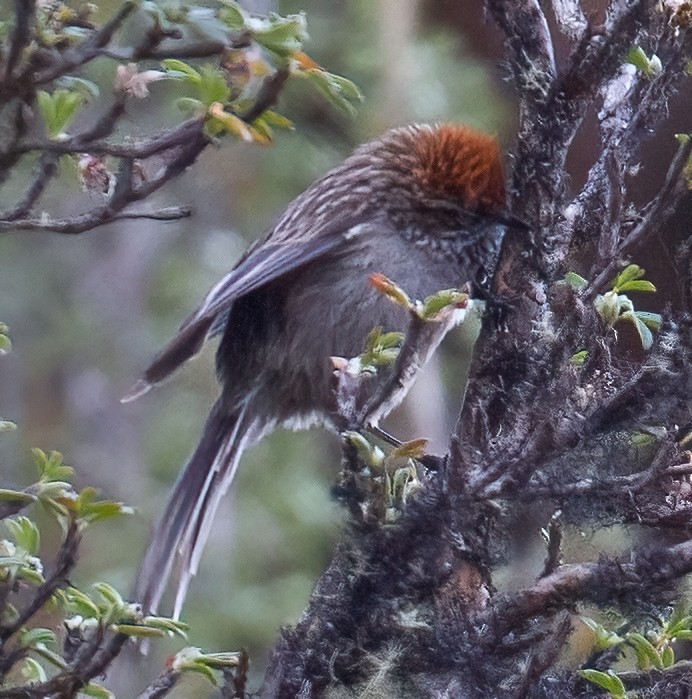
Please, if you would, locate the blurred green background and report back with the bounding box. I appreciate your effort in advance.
[0,0,512,694]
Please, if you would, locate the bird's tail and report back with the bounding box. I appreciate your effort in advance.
[135,398,256,618]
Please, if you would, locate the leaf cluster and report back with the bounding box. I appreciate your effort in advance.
[580,608,692,698]
[0,0,362,234]
[0,325,246,698]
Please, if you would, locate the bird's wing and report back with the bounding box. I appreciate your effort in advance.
[123,218,373,402]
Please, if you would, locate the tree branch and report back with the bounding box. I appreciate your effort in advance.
[492,539,692,634]
[3,0,36,82]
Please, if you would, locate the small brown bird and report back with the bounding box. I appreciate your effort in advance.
[129,123,515,616]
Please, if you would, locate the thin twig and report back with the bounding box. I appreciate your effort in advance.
[242,66,291,123]
[3,0,36,81]
[32,1,138,86]
[0,207,192,233]
[137,670,181,699]
[76,95,128,144]
[15,118,206,160]
[1,126,206,234]
[98,40,233,62]
[587,136,692,297]
[0,630,128,698]
[0,153,59,221]
[525,440,679,499]
[0,520,80,644]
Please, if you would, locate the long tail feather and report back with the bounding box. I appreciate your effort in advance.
[122,318,214,403]
[135,399,254,616]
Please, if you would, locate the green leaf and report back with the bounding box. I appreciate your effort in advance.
[634,311,662,331]
[627,46,651,71]
[320,72,363,102]
[612,263,643,287]
[5,516,40,555]
[625,313,654,350]
[36,89,87,139]
[33,642,68,669]
[360,327,404,369]
[661,644,675,667]
[626,46,662,77]
[666,611,692,636]
[671,629,692,641]
[93,582,125,608]
[61,587,101,617]
[84,502,123,522]
[142,615,189,638]
[420,288,468,320]
[581,617,624,650]
[630,431,656,446]
[161,59,201,83]
[21,567,46,584]
[182,662,218,684]
[0,419,17,433]
[20,657,47,683]
[617,279,656,293]
[77,498,133,524]
[112,624,166,638]
[627,632,663,669]
[571,350,588,366]
[258,110,294,130]
[298,69,363,117]
[81,682,114,699]
[55,75,100,99]
[611,264,649,293]
[0,488,33,503]
[0,333,12,353]
[218,1,247,30]
[194,651,243,669]
[579,669,627,698]
[343,432,384,468]
[564,271,589,291]
[377,331,406,349]
[37,91,55,134]
[32,448,74,482]
[594,291,622,326]
[248,116,274,143]
[252,13,308,56]
[206,104,255,140]
[175,97,205,115]
[20,627,57,647]
[635,316,654,350]
[197,65,231,107]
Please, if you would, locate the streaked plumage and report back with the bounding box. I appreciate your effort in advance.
[131,123,512,616]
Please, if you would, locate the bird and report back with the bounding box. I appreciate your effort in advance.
[128,122,517,617]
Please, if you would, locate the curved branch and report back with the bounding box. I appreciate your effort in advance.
[492,539,692,633]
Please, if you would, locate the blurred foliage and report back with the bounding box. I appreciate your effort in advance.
[0,0,512,692]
